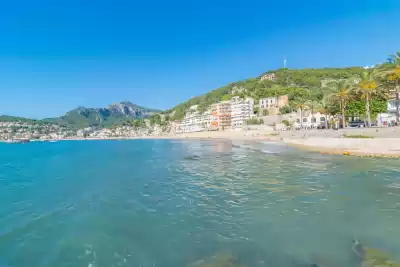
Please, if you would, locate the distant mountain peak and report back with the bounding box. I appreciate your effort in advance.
[57,101,161,128]
[118,100,134,105]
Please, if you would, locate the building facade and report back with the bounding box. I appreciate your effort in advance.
[231,96,254,129]
[259,95,289,109]
[376,92,399,126]
[216,101,232,130]
[208,104,218,130]
[295,110,328,128]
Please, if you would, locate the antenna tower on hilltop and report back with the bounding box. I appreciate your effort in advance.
[284,56,287,68]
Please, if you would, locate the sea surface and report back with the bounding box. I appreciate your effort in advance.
[0,140,399,267]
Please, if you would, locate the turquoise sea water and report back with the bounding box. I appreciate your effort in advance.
[0,140,399,267]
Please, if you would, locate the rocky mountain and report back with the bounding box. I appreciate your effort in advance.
[51,101,160,128]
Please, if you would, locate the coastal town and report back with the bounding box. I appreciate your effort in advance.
[0,88,398,142]
[1,51,399,143]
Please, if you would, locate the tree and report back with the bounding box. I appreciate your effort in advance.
[279,105,292,115]
[353,71,379,127]
[246,118,263,125]
[326,79,354,128]
[305,99,320,127]
[221,95,232,101]
[254,106,260,115]
[262,109,269,116]
[316,99,331,129]
[293,98,308,128]
[378,51,400,123]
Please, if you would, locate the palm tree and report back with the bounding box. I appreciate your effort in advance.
[316,98,331,129]
[326,79,353,128]
[293,99,308,129]
[378,51,400,124]
[305,99,320,128]
[353,71,379,127]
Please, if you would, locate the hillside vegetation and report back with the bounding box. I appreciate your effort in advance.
[168,67,367,120]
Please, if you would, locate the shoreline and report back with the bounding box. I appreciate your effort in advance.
[3,131,400,158]
[282,137,400,158]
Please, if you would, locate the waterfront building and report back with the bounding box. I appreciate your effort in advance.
[216,101,232,130]
[231,96,254,129]
[295,110,329,128]
[376,92,399,126]
[177,108,211,133]
[210,104,219,130]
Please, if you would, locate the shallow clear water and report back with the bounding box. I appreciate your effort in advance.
[0,140,399,267]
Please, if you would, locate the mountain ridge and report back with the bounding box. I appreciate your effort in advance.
[0,101,161,128]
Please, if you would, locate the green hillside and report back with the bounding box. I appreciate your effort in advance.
[169,67,366,120]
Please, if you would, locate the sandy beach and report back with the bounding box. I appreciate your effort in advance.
[170,127,400,157]
[6,127,400,158]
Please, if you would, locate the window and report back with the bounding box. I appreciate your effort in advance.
[296,119,300,123]
[320,117,326,122]
[311,118,316,123]
[303,118,308,122]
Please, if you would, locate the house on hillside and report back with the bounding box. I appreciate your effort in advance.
[259,95,289,116]
[260,73,276,81]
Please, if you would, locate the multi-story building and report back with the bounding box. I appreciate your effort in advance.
[376,91,398,126]
[259,95,289,109]
[210,104,219,130]
[217,101,232,130]
[231,96,254,129]
[198,110,212,129]
[177,109,211,133]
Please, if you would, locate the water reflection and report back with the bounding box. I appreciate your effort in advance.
[176,140,400,267]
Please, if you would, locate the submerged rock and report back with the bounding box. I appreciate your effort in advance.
[188,252,245,267]
[352,240,399,267]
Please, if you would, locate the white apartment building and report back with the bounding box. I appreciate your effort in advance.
[178,110,211,133]
[376,95,398,126]
[198,110,212,129]
[231,96,254,129]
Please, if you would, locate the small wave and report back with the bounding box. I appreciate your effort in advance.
[261,150,278,155]
[184,155,203,161]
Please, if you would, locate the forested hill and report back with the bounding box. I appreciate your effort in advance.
[169,67,366,120]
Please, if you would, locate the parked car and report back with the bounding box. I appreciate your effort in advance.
[317,123,327,129]
[348,120,365,128]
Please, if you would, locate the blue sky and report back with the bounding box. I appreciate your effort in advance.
[0,0,399,118]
